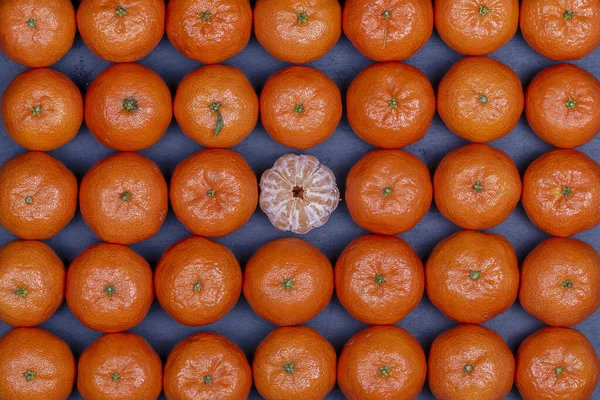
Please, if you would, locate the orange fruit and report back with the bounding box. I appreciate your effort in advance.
[0,0,76,67]
[516,327,600,400]
[343,0,433,61]
[346,62,435,149]
[334,235,424,325]
[520,237,600,327]
[525,64,600,148]
[77,332,162,400]
[345,149,432,235]
[433,144,521,230]
[1,68,83,151]
[0,240,64,327]
[259,154,340,234]
[253,326,336,400]
[174,65,258,148]
[437,56,524,142]
[428,324,515,400]
[77,0,165,62]
[164,332,252,400]
[0,151,77,240]
[522,149,600,237]
[434,0,519,55]
[254,0,341,63]
[260,66,342,149]
[66,243,154,333]
[520,0,600,60]
[85,63,172,151]
[80,152,168,244]
[155,236,242,326]
[166,0,252,64]
[0,327,75,400]
[426,230,519,324]
[243,238,333,326]
[170,149,258,237]
[338,325,427,400]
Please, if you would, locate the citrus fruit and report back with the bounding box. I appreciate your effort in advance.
[1,68,83,151]
[80,152,168,244]
[437,56,524,142]
[520,0,600,60]
[0,327,75,400]
[346,61,435,148]
[520,237,600,326]
[174,65,258,148]
[434,0,519,55]
[522,149,600,237]
[345,149,432,235]
[335,235,424,325]
[155,236,242,326]
[338,325,427,400]
[164,332,252,400]
[0,151,77,240]
[77,332,162,400]
[253,326,336,400]
[343,0,433,61]
[66,243,154,333]
[170,149,258,237]
[426,230,519,324]
[85,63,172,151]
[516,327,600,400]
[259,154,340,234]
[0,0,76,67]
[243,238,333,326]
[254,0,341,63]
[166,0,252,64]
[260,66,342,149]
[0,240,64,327]
[433,144,521,229]
[525,64,600,148]
[77,0,165,62]
[428,324,515,400]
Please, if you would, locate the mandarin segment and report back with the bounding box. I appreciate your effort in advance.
[259,154,339,234]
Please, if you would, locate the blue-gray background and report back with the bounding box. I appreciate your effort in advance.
[0,2,598,399]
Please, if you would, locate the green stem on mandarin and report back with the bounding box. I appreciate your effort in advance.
[13,287,27,297]
[115,5,127,17]
[379,366,391,377]
[26,17,36,28]
[283,361,295,374]
[203,375,212,384]
[24,370,35,382]
[122,97,138,112]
